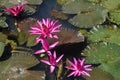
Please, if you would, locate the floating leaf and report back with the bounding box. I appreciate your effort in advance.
[100,58,120,80]
[0,0,43,7]
[101,0,120,11]
[0,17,8,28]
[62,0,95,14]
[57,0,71,6]
[0,42,5,57]
[87,0,100,3]
[108,10,120,24]
[88,25,120,45]
[84,42,120,64]
[50,9,68,20]
[62,0,108,28]
[0,32,7,43]
[86,68,114,80]
[17,18,37,46]
[0,49,45,80]
[26,35,38,47]
[18,31,29,45]
[48,27,84,45]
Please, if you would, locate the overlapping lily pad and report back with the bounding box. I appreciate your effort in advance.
[84,42,120,79]
[84,42,120,64]
[88,25,120,45]
[17,18,37,47]
[100,0,120,11]
[62,0,108,28]
[0,49,45,80]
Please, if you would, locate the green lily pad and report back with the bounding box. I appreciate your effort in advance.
[18,31,29,45]
[101,0,120,11]
[0,49,45,80]
[84,42,120,64]
[62,0,108,28]
[0,42,5,57]
[87,0,100,3]
[88,25,120,45]
[57,0,71,6]
[109,10,120,24]
[17,18,37,46]
[0,17,8,28]
[86,68,114,80]
[26,35,38,47]
[100,58,120,80]
[0,32,7,43]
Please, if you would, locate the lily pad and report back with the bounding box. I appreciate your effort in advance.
[62,0,108,28]
[0,17,8,28]
[86,68,114,80]
[57,0,71,6]
[88,25,120,45]
[100,0,120,11]
[0,0,43,7]
[48,27,84,45]
[17,18,37,46]
[100,58,120,80]
[0,50,45,80]
[0,32,7,43]
[0,42,5,57]
[108,10,120,24]
[84,42,120,64]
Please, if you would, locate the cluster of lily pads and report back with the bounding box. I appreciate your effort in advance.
[0,0,120,80]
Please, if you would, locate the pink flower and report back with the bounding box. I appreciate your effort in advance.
[4,4,26,16]
[41,51,64,73]
[29,18,62,43]
[34,39,59,54]
[65,58,92,77]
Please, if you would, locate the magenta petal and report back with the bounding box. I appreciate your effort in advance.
[53,51,56,59]
[80,59,85,66]
[82,71,90,77]
[50,41,59,48]
[56,54,64,63]
[41,60,51,65]
[34,49,45,54]
[73,57,77,66]
[68,60,75,68]
[67,71,76,77]
[50,66,55,73]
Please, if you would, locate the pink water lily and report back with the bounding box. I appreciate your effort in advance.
[65,58,92,77]
[41,51,64,73]
[34,39,59,54]
[4,4,26,16]
[29,18,62,43]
